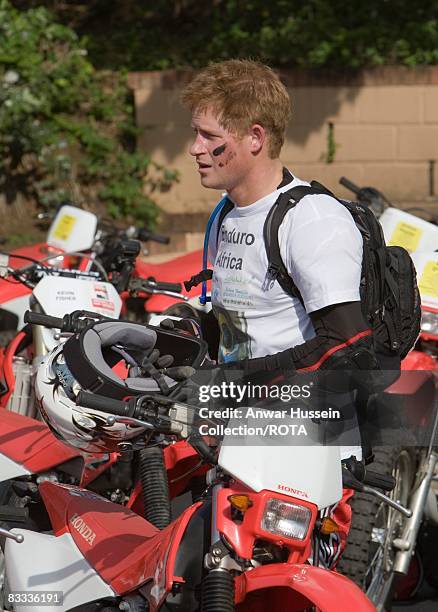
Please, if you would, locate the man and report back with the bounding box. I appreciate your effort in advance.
[180,59,379,567]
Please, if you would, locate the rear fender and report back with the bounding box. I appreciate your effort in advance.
[0,410,83,475]
[382,369,436,428]
[234,563,376,612]
[5,530,115,612]
[0,452,31,481]
[386,368,435,394]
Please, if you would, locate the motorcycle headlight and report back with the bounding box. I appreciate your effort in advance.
[261,498,312,540]
[421,310,438,337]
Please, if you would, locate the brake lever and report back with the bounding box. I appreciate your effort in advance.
[104,413,156,430]
[152,289,188,301]
[342,465,412,518]
[129,278,188,301]
[105,410,184,436]
[362,485,412,518]
[66,309,115,332]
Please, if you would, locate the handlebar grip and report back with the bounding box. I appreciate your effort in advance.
[339,176,361,195]
[363,469,396,492]
[136,278,182,293]
[24,311,64,329]
[152,280,182,293]
[342,468,363,491]
[138,229,170,245]
[76,391,132,417]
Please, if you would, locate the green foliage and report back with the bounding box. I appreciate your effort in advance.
[35,0,437,71]
[0,0,177,225]
[5,231,43,248]
[322,122,339,165]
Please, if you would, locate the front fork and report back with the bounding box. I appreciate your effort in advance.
[31,322,47,361]
[393,450,438,574]
[393,402,438,575]
[201,481,237,611]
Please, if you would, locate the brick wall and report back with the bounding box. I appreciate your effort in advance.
[128,67,438,253]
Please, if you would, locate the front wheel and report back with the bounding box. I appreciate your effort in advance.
[337,442,415,610]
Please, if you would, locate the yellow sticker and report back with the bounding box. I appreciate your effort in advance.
[419,261,438,299]
[52,214,77,241]
[388,222,423,253]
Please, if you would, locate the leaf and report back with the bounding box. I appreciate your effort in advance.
[0,0,177,227]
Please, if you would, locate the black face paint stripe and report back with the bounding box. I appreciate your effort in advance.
[213,144,226,156]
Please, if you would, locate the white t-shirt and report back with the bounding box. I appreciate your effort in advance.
[209,176,363,363]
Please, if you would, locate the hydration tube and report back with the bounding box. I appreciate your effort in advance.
[200,196,228,305]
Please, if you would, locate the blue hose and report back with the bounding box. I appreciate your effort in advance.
[200,196,228,305]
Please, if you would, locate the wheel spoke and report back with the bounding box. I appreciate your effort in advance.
[366,546,384,599]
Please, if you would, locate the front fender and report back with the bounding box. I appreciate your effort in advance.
[234,563,375,612]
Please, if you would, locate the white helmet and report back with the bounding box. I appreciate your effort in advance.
[35,320,206,453]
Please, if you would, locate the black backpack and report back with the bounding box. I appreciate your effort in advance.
[210,180,421,361]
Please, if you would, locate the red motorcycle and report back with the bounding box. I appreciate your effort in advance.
[0,314,207,533]
[0,203,207,340]
[2,383,378,612]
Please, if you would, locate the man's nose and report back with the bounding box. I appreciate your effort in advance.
[189,135,206,156]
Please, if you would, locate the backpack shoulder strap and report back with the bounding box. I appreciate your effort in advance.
[215,198,234,246]
[262,182,336,298]
[184,195,233,302]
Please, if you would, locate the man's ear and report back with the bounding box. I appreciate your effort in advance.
[248,124,265,155]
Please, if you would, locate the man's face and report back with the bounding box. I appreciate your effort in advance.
[189,107,251,192]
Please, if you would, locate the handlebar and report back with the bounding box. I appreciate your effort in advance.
[339,177,391,216]
[24,312,64,329]
[77,390,155,420]
[10,261,101,281]
[129,277,183,295]
[342,460,412,517]
[137,229,170,245]
[78,388,402,483]
[362,469,396,491]
[146,279,182,293]
[339,176,361,195]
[24,309,109,333]
[76,391,134,417]
[97,222,170,245]
[76,390,217,463]
[342,457,395,492]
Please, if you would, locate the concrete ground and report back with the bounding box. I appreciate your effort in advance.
[394,599,438,611]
